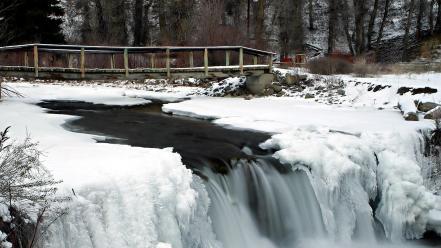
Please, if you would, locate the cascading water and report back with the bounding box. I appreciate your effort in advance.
[201,158,326,248]
[200,156,435,248]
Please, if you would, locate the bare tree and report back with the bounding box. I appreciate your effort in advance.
[416,0,427,39]
[308,0,315,30]
[367,0,380,49]
[0,0,21,45]
[327,0,338,53]
[0,127,69,247]
[403,0,417,61]
[377,0,392,44]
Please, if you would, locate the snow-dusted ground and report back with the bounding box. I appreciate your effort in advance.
[1,71,441,247]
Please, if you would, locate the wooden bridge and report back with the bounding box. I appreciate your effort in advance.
[0,44,275,80]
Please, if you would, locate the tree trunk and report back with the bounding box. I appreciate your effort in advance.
[158,0,167,44]
[403,0,416,61]
[430,0,435,34]
[367,0,379,49]
[353,0,367,55]
[340,0,355,55]
[309,0,315,30]
[436,0,441,32]
[133,0,144,46]
[416,0,426,39]
[94,0,106,43]
[376,0,391,44]
[327,0,338,53]
[255,0,265,48]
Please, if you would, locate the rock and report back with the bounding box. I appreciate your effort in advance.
[263,88,275,96]
[336,89,346,96]
[271,83,283,93]
[304,79,314,86]
[424,106,441,120]
[246,74,274,95]
[284,74,299,86]
[298,74,308,81]
[417,102,439,112]
[244,95,253,100]
[305,93,315,99]
[315,85,325,91]
[404,112,419,121]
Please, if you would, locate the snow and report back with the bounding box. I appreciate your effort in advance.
[163,97,432,133]
[1,73,441,246]
[398,96,418,119]
[0,90,219,248]
[341,73,441,109]
[163,81,441,239]
[4,82,151,106]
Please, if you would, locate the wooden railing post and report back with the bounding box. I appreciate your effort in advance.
[150,54,155,68]
[110,54,115,69]
[204,48,209,76]
[253,56,258,65]
[68,54,73,68]
[33,45,39,78]
[80,48,85,78]
[269,54,273,73]
[225,51,230,66]
[24,51,28,67]
[124,48,129,77]
[166,48,171,78]
[239,47,244,75]
[189,52,194,68]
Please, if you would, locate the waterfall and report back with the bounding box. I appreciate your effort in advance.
[201,157,433,248]
[201,158,326,248]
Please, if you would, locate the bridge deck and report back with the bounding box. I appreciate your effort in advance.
[0,44,275,80]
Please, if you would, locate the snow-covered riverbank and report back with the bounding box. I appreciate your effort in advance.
[1,73,441,247]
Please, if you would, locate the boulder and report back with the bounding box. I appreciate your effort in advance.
[271,83,283,93]
[263,88,275,96]
[417,102,439,112]
[246,74,274,95]
[424,106,441,120]
[284,74,299,86]
[336,89,346,96]
[305,93,315,99]
[404,112,419,121]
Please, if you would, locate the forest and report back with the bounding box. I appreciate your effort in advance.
[1,0,441,60]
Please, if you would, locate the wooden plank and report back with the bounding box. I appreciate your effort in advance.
[204,48,208,76]
[225,51,230,66]
[124,48,129,77]
[80,48,85,78]
[189,52,194,68]
[24,51,28,67]
[110,54,115,69]
[68,54,73,68]
[166,48,171,78]
[33,45,39,78]
[239,47,244,75]
[150,54,155,68]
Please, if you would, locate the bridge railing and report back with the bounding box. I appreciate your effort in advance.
[0,44,275,79]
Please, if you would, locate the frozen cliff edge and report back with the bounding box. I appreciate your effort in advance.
[260,126,441,241]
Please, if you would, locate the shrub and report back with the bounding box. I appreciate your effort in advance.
[307,57,353,75]
[0,127,68,247]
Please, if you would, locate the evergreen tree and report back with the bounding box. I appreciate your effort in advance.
[1,0,64,45]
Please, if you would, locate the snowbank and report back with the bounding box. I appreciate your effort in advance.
[4,82,151,106]
[163,97,431,133]
[0,100,219,248]
[163,94,440,240]
[260,127,436,241]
